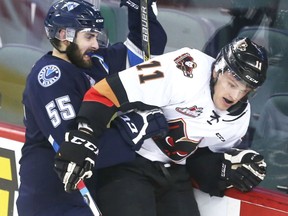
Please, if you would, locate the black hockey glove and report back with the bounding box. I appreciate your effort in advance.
[111,109,168,150]
[221,148,267,192]
[54,130,98,193]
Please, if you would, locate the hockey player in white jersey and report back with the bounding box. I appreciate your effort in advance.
[54,37,268,215]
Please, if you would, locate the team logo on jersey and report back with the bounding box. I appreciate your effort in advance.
[153,119,200,161]
[176,105,203,117]
[38,65,61,87]
[174,53,197,78]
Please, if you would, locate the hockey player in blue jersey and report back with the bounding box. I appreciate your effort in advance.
[17,0,167,215]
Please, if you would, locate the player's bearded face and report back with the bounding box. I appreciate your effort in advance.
[66,42,93,68]
[212,71,251,111]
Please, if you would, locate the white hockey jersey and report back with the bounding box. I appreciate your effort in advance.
[116,47,250,164]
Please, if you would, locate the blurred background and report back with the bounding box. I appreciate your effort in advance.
[0,0,288,193]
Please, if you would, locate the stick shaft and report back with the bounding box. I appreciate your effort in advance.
[140,0,150,61]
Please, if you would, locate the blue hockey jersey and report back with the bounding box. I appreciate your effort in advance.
[18,3,167,215]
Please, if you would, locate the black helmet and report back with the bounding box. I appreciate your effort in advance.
[215,37,268,89]
[44,0,108,47]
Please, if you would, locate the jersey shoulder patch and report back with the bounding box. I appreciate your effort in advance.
[38,64,61,87]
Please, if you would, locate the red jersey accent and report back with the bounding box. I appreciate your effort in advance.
[83,88,114,107]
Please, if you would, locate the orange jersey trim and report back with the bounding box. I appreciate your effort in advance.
[83,79,120,107]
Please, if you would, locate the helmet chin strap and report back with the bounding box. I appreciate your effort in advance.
[50,40,77,56]
[51,40,67,54]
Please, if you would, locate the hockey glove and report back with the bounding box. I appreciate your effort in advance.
[111,109,168,150]
[54,130,98,193]
[221,148,267,192]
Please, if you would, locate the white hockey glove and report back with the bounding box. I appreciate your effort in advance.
[54,130,98,193]
[111,109,168,150]
[221,148,266,192]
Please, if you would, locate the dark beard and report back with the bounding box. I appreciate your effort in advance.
[66,42,93,68]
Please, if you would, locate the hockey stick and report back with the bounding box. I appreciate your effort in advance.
[48,135,102,216]
[140,0,150,61]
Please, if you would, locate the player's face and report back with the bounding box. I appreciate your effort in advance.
[66,31,99,68]
[212,71,252,110]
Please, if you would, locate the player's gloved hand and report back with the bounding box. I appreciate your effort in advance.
[120,0,158,16]
[111,108,168,150]
[54,130,99,192]
[221,148,266,192]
